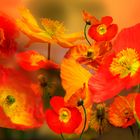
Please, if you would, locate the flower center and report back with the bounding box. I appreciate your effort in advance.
[30,54,46,66]
[0,28,5,45]
[59,108,71,123]
[97,24,107,35]
[6,95,16,105]
[86,49,94,58]
[110,48,140,78]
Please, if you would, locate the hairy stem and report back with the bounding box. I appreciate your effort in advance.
[84,23,91,46]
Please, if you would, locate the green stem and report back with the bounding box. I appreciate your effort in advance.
[84,23,91,46]
[60,133,65,140]
[79,104,87,140]
[47,43,51,60]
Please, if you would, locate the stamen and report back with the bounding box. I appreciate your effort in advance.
[110,48,140,78]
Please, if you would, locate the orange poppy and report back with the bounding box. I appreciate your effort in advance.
[16,50,59,71]
[108,94,136,128]
[60,59,92,107]
[65,42,112,70]
[16,7,84,48]
[0,65,44,129]
[0,12,19,58]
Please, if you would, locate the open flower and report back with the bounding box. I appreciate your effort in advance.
[0,12,19,58]
[88,23,140,103]
[108,94,136,128]
[65,42,112,70]
[45,96,82,134]
[16,50,59,71]
[88,16,118,41]
[0,65,44,129]
[16,8,83,48]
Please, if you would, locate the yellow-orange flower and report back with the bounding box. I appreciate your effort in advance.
[61,59,92,107]
[16,7,84,48]
[108,94,136,128]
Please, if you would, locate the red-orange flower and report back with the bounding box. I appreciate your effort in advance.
[16,50,59,71]
[45,96,82,134]
[88,16,118,41]
[65,42,112,70]
[88,23,140,103]
[0,12,19,58]
[108,94,136,128]
[0,65,44,129]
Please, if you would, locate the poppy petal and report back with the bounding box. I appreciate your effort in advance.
[50,96,65,113]
[45,109,61,134]
[61,107,82,134]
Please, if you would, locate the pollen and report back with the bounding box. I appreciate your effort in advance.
[30,54,46,66]
[110,48,140,78]
[59,108,71,123]
[97,24,107,35]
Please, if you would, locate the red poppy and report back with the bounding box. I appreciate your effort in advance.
[108,94,136,128]
[16,50,59,71]
[0,65,44,129]
[88,16,118,41]
[88,23,140,103]
[134,94,140,126]
[0,12,19,58]
[45,96,82,134]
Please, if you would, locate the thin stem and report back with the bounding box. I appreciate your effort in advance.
[84,23,91,46]
[47,43,51,60]
[79,104,87,140]
[60,133,65,140]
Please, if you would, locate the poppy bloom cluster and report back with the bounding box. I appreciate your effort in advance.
[0,5,140,140]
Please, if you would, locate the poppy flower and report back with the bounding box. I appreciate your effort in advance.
[0,12,19,58]
[90,103,110,134]
[0,65,44,129]
[16,7,84,48]
[65,42,112,70]
[16,50,59,71]
[88,16,118,41]
[88,23,140,103]
[134,94,140,126]
[108,94,136,128]
[60,59,92,107]
[45,96,82,134]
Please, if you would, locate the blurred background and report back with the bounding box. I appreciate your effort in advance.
[0,0,140,139]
